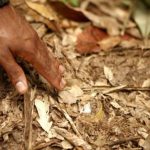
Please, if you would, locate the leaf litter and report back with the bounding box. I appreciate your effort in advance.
[1,0,150,149]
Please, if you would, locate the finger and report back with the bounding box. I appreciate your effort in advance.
[33,49,66,90]
[59,64,65,74]
[21,39,66,90]
[0,48,28,94]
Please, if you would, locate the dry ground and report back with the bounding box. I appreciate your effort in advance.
[0,0,150,150]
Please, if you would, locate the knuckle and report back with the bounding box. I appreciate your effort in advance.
[21,30,42,61]
[22,42,37,62]
[24,32,39,50]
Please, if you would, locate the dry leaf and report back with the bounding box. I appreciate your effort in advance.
[35,97,52,134]
[59,90,77,104]
[96,2,129,22]
[76,26,107,54]
[26,0,60,32]
[36,24,47,38]
[61,140,73,149]
[69,85,84,97]
[104,66,114,84]
[54,127,92,150]
[126,27,142,39]
[142,79,150,88]
[120,38,139,48]
[99,36,121,51]
[137,127,148,139]
[76,25,133,54]
[49,0,121,35]
[26,1,57,20]
[59,85,83,104]
[83,11,121,36]
[143,134,150,150]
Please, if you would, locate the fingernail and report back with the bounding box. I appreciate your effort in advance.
[16,81,27,94]
[60,78,66,89]
[59,65,65,73]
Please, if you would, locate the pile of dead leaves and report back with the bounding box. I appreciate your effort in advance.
[0,0,150,149]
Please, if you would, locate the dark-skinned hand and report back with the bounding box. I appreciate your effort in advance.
[0,4,66,94]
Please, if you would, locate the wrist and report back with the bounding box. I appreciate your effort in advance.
[0,0,9,7]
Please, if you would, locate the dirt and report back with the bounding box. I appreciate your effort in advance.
[0,0,150,150]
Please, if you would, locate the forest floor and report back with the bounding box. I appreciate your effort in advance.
[0,0,150,150]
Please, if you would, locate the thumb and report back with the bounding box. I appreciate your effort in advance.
[0,48,28,94]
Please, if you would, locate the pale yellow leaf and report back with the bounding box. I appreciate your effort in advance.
[35,98,52,134]
[59,85,83,104]
[142,79,150,87]
[104,66,114,83]
[26,1,57,20]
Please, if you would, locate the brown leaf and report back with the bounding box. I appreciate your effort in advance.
[49,0,88,22]
[76,25,138,54]
[76,26,108,54]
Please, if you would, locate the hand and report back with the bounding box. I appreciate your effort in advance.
[0,5,66,94]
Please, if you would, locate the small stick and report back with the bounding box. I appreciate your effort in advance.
[33,139,60,150]
[111,47,150,52]
[61,108,81,137]
[108,136,140,147]
[102,85,127,94]
[82,86,150,92]
[24,88,36,150]
[55,102,81,137]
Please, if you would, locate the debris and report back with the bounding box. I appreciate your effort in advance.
[1,1,150,149]
[54,127,92,150]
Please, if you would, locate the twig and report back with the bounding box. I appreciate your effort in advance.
[55,102,81,137]
[82,86,150,93]
[61,108,81,137]
[108,136,140,147]
[24,88,36,150]
[33,139,60,150]
[111,46,150,52]
[102,85,127,94]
